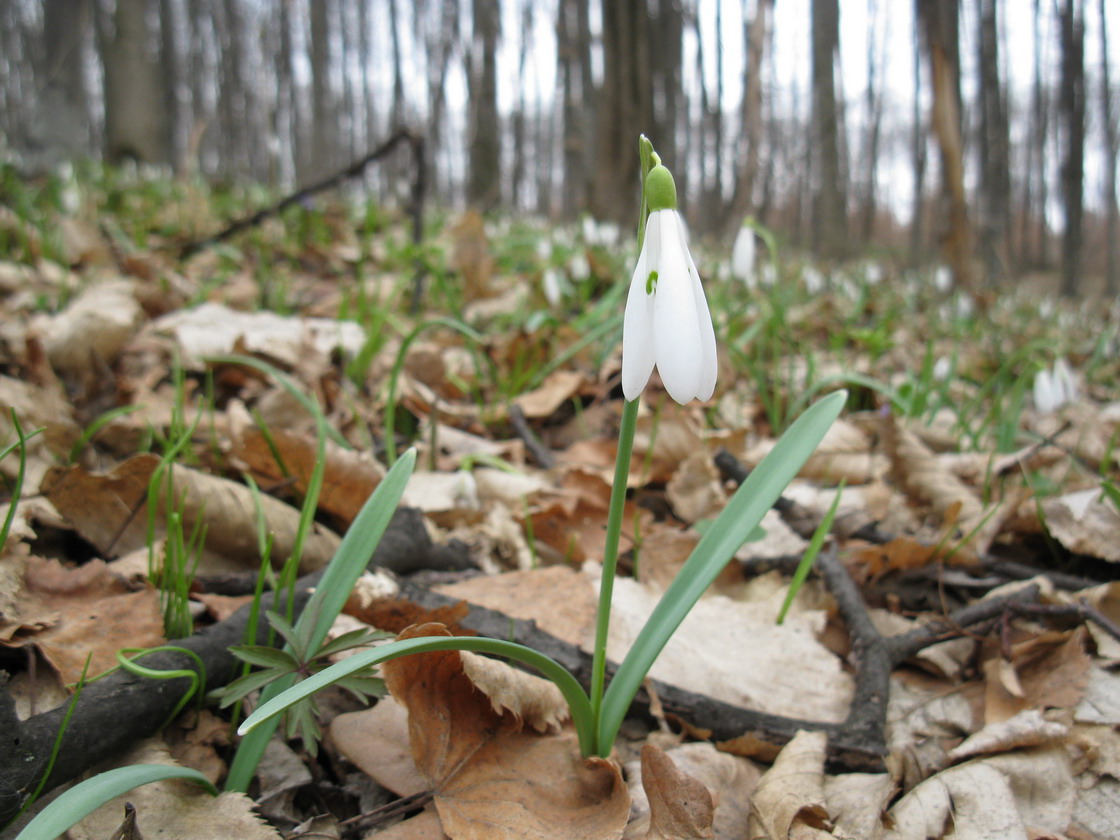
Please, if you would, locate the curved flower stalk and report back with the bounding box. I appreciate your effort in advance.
[621,164,717,405]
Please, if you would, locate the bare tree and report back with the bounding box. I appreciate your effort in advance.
[726,0,771,234]
[811,0,846,258]
[917,0,976,294]
[1058,0,1086,297]
[100,0,170,165]
[467,0,501,210]
[590,0,653,224]
[908,6,928,267]
[976,0,1012,286]
[1019,0,1051,268]
[860,0,889,242]
[1100,0,1119,296]
[30,0,92,169]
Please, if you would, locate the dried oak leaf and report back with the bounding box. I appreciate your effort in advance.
[746,730,833,840]
[383,623,630,840]
[639,744,716,840]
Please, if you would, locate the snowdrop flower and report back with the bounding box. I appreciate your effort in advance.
[933,265,953,293]
[761,263,778,288]
[622,164,717,404]
[865,263,883,286]
[932,355,952,381]
[569,251,590,281]
[542,267,566,306]
[1033,358,1079,413]
[731,223,756,285]
[803,265,825,295]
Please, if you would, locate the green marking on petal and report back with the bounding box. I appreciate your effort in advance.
[646,270,658,295]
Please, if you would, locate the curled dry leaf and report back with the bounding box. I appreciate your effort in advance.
[1042,486,1120,563]
[948,708,1069,762]
[42,454,340,574]
[514,369,587,419]
[38,278,144,382]
[383,623,630,840]
[744,418,887,485]
[639,744,715,840]
[746,730,832,840]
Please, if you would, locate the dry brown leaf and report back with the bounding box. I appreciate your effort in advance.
[625,741,759,840]
[365,808,448,839]
[881,413,991,557]
[1042,487,1120,563]
[982,629,1092,725]
[604,576,853,724]
[37,278,144,382]
[435,565,597,649]
[639,744,716,840]
[747,730,832,840]
[232,424,386,527]
[822,772,895,840]
[42,455,340,574]
[150,301,365,368]
[383,623,630,840]
[666,449,725,523]
[1074,665,1120,725]
[514,369,587,419]
[744,418,887,484]
[331,697,429,797]
[948,709,1070,762]
[458,648,570,733]
[0,556,165,684]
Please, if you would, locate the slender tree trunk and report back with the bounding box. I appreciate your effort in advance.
[1022,0,1051,267]
[811,0,846,258]
[860,0,887,243]
[101,0,170,165]
[1099,0,1119,296]
[1059,0,1086,297]
[590,0,652,225]
[917,0,976,295]
[309,0,334,181]
[977,0,1012,286]
[727,0,770,234]
[32,0,91,169]
[467,0,501,210]
[557,0,585,218]
[909,7,928,267]
[510,2,532,209]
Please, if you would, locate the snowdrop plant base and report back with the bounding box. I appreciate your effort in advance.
[238,138,845,760]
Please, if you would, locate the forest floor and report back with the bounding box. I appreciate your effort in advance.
[2,164,1120,839]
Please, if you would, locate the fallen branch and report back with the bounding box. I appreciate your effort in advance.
[179,129,425,259]
[0,508,468,827]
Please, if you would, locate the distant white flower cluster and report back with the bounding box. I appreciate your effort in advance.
[1033,358,1079,413]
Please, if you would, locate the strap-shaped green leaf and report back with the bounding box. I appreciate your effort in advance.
[597,390,846,754]
[15,764,217,840]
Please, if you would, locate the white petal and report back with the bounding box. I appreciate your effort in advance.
[684,246,718,401]
[621,232,656,401]
[652,213,704,403]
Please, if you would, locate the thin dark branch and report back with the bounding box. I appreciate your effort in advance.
[508,404,555,469]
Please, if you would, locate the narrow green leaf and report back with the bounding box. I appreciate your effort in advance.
[238,634,597,759]
[15,765,216,840]
[228,645,299,670]
[597,390,846,754]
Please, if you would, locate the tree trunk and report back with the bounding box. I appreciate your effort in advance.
[1059,0,1086,297]
[101,0,170,166]
[589,0,652,225]
[860,0,887,243]
[908,7,928,267]
[726,0,770,234]
[976,0,1012,286]
[467,0,501,211]
[917,0,976,295]
[309,0,334,181]
[31,0,92,170]
[811,0,846,258]
[1099,0,1119,296]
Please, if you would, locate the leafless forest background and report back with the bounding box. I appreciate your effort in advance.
[1,0,1118,297]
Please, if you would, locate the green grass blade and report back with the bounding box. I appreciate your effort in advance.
[597,390,845,754]
[224,448,417,791]
[15,765,217,840]
[238,635,596,758]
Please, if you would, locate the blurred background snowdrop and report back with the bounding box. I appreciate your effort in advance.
[1033,358,1080,413]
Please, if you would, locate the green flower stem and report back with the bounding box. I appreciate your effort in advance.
[588,396,639,754]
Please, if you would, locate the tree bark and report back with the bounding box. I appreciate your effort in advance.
[726,0,770,235]
[1099,0,1119,296]
[976,0,1012,286]
[917,0,976,295]
[811,0,846,258]
[309,0,335,182]
[101,0,170,166]
[467,0,501,211]
[1059,0,1086,297]
[30,0,92,171]
[589,0,652,225]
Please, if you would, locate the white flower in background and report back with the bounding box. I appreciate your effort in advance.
[731,223,756,285]
[622,164,717,404]
[803,265,825,295]
[865,263,883,286]
[1033,358,1079,413]
[569,251,591,281]
[542,267,565,306]
[761,263,778,288]
[932,355,952,381]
